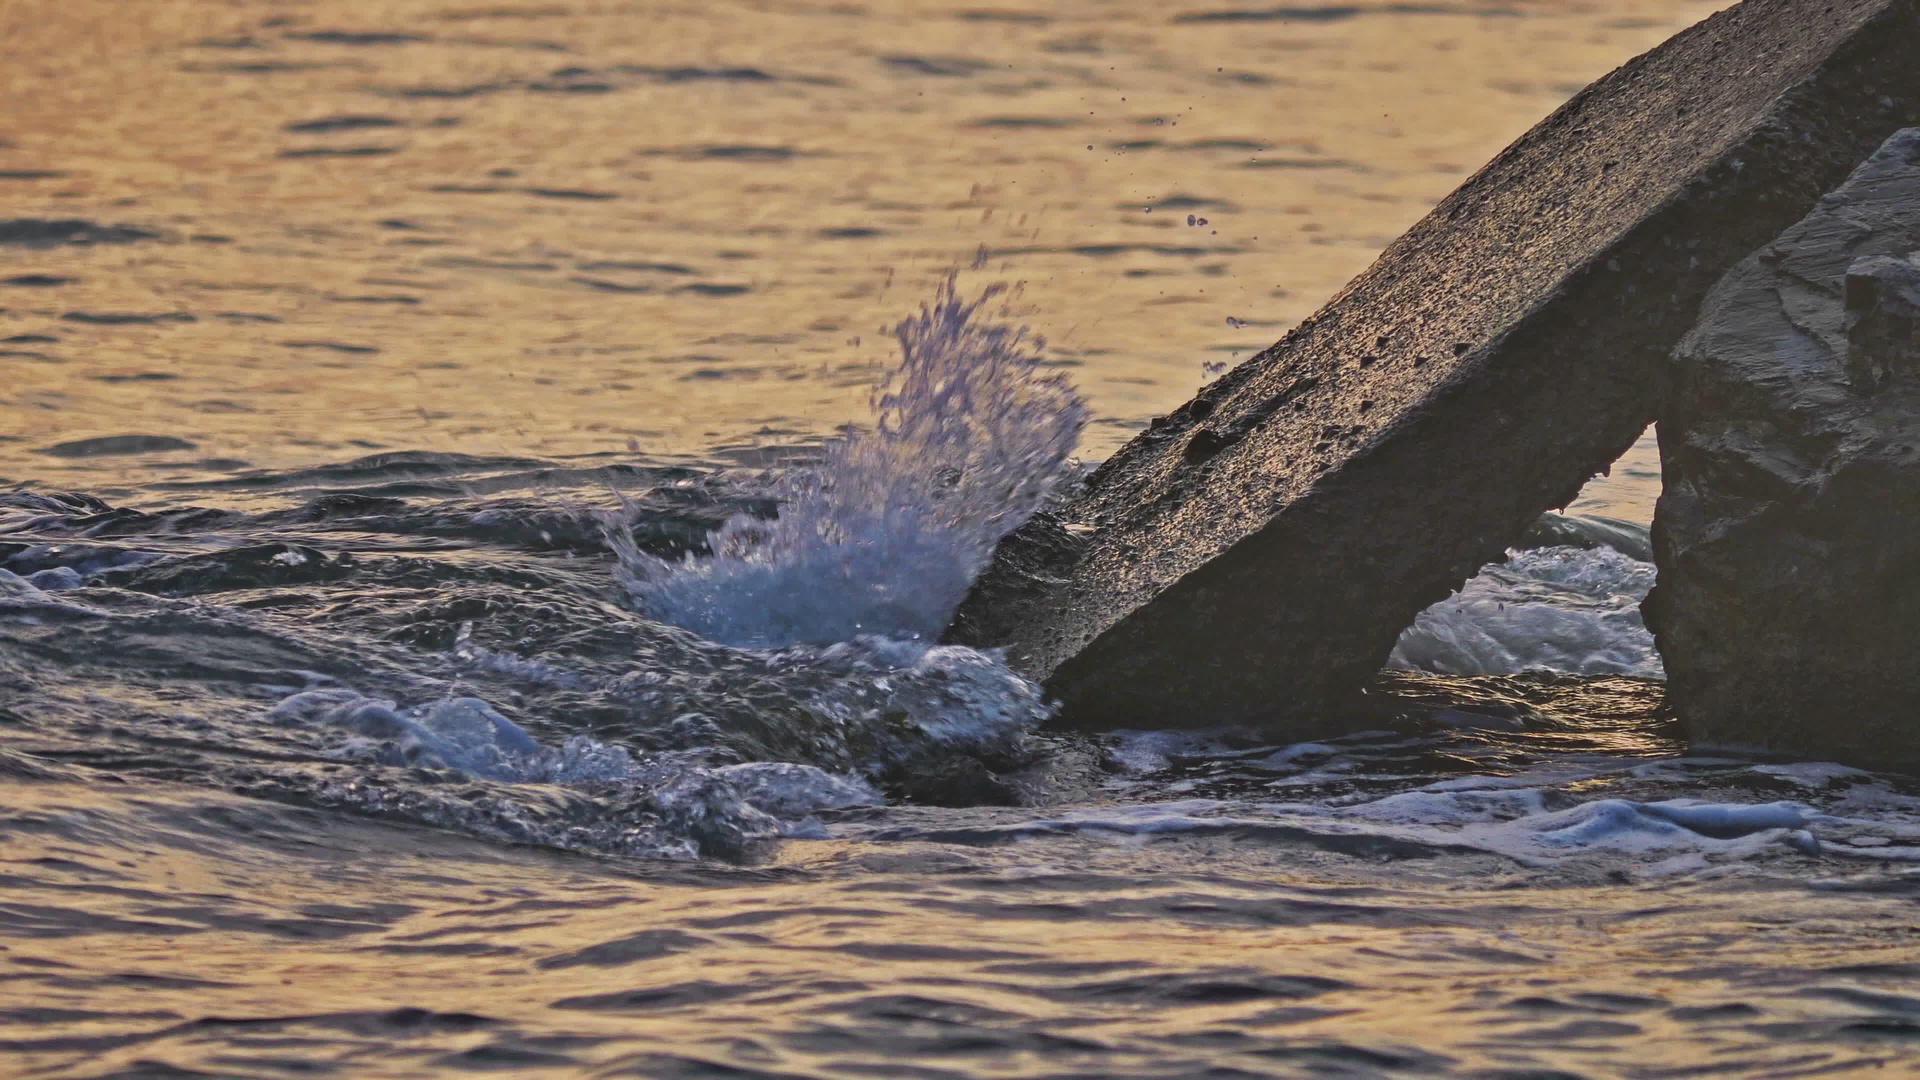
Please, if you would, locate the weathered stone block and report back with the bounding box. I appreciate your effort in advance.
[1646,128,1920,769]
[950,0,1920,731]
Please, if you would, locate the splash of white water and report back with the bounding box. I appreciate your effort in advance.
[617,272,1087,647]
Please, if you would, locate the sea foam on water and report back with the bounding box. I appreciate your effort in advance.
[617,271,1087,648]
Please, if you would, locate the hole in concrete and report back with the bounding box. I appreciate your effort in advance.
[1388,425,1664,679]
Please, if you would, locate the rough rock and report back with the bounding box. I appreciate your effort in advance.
[1645,128,1920,769]
[949,0,1920,731]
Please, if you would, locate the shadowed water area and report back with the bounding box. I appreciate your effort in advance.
[6,1,1920,1077]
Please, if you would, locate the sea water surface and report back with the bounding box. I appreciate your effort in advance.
[6,1,1920,1077]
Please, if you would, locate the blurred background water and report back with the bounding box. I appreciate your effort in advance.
[7,3,1920,1079]
[1,0,1676,513]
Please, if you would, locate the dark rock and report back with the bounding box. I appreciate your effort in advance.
[1645,128,1920,769]
[949,0,1920,731]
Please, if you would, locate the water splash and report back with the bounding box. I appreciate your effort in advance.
[617,272,1087,648]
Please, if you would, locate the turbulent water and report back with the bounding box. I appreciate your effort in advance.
[6,1,1920,1078]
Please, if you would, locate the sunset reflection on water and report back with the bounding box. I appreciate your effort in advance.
[2,0,1714,505]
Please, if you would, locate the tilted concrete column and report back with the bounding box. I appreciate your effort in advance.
[950,0,1920,733]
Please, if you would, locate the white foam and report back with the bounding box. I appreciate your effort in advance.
[270,691,638,784]
[865,642,1046,753]
[932,783,1870,872]
[269,688,887,849]
[713,762,880,818]
[1300,783,1837,865]
[1391,545,1662,678]
[1519,799,1812,850]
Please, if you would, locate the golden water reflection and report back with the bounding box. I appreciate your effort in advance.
[2,0,1717,509]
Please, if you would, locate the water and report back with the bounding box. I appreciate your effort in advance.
[7,1,1920,1077]
[1391,539,1662,679]
[618,269,1087,647]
